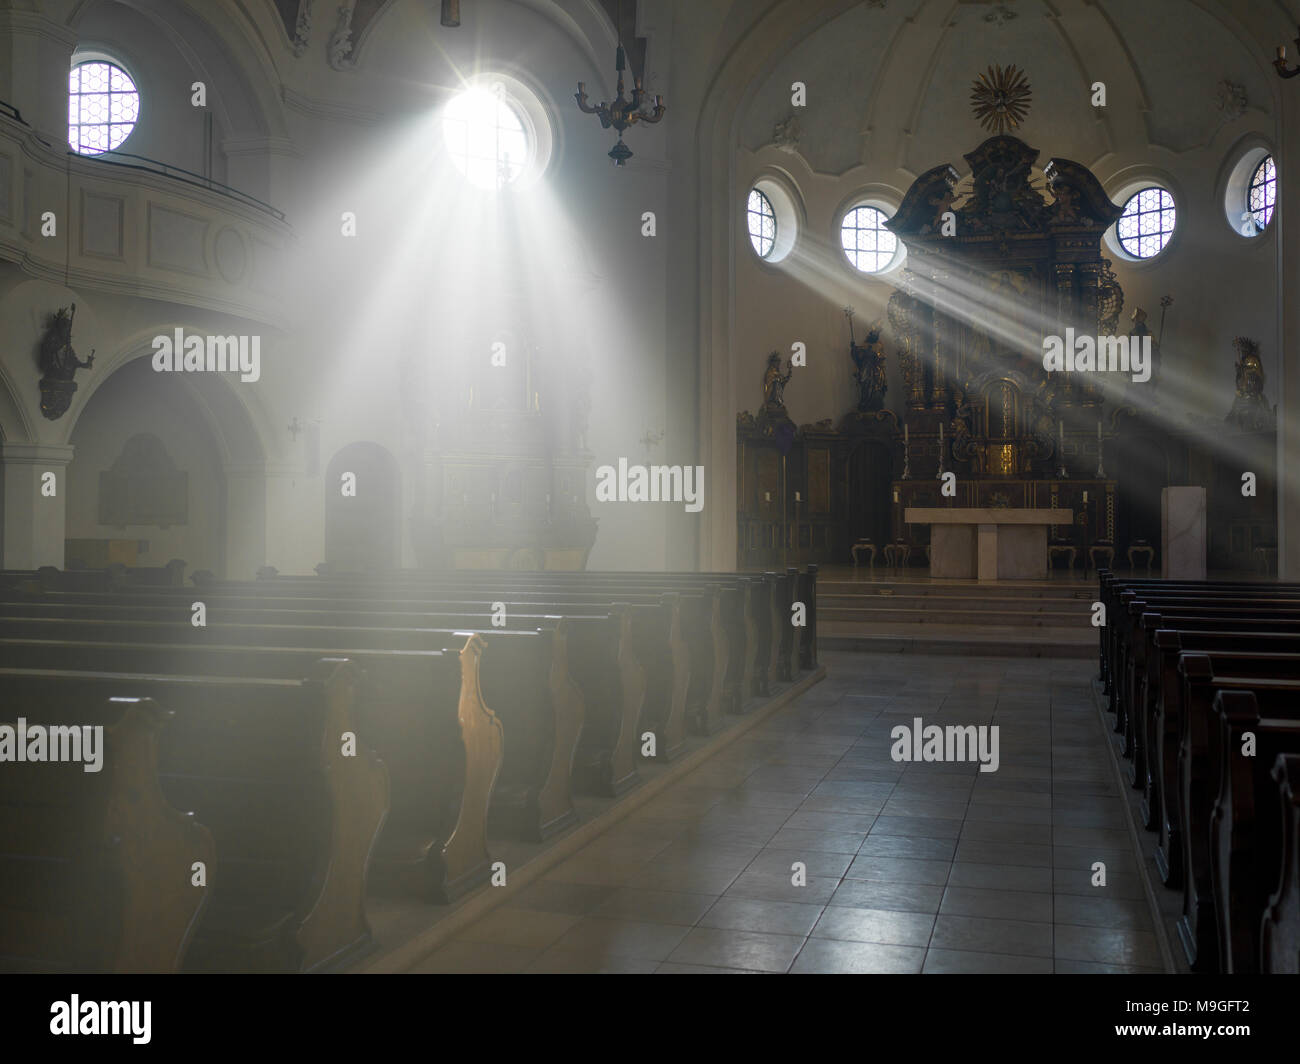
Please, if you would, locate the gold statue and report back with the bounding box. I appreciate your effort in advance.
[1226,336,1273,431]
[762,351,792,414]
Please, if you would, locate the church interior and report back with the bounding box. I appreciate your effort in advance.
[1,0,1299,989]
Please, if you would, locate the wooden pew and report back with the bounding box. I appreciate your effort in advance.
[1096,570,1300,701]
[0,582,704,767]
[229,568,796,701]
[0,614,577,843]
[1174,652,1300,971]
[1210,691,1300,973]
[1261,753,1300,974]
[1095,574,1300,973]
[254,574,761,715]
[1112,589,1300,747]
[1109,591,1300,790]
[1138,625,1300,885]
[295,570,764,699]
[0,660,385,971]
[0,695,214,973]
[0,637,489,906]
[0,593,646,798]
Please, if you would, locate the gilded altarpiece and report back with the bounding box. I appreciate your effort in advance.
[737,126,1277,570]
[883,134,1125,553]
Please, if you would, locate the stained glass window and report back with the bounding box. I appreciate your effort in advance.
[1248,155,1277,233]
[69,60,140,156]
[1116,187,1176,259]
[841,205,898,273]
[747,188,776,258]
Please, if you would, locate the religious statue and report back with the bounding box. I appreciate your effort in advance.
[751,350,797,450]
[850,322,888,413]
[965,136,1042,229]
[37,303,94,420]
[1046,171,1080,223]
[1127,306,1159,389]
[1226,336,1274,431]
[761,351,792,416]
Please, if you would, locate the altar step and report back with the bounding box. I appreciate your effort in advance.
[817,580,1096,658]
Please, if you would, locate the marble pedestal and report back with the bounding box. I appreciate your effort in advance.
[906,508,1075,581]
[1161,486,1206,580]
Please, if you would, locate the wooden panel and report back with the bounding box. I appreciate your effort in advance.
[756,451,780,514]
[807,448,831,514]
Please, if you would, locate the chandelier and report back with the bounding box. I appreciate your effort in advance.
[574,5,665,165]
[1275,25,1300,78]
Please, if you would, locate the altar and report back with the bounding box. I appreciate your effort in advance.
[904,507,1075,581]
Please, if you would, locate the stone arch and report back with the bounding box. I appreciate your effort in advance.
[64,355,235,575]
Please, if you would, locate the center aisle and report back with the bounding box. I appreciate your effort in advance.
[408,650,1164,974]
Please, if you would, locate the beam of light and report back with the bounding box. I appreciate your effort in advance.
[275,66,656,523]
[745,223,1282,483]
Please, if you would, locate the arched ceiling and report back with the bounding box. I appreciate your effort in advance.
[732,0,1277,177]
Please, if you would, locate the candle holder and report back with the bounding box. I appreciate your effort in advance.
[1275,28,1300,78]
[901,437,911,480]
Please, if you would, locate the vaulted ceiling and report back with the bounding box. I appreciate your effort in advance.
[731,0,1278,176]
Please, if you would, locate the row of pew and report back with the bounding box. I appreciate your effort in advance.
[1097,569,1300,974]
[0,564,819,973]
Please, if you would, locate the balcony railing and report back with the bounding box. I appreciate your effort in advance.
[0,98,292,325]
[0,97,284,221]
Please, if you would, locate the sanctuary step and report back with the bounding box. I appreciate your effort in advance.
[816,575,1095,658]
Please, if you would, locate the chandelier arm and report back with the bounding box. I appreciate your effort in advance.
[574,85,604,114]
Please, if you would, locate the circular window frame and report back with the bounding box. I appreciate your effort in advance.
[744,173,801,265]
[68,50,143,157]
[835,193,906,277]
[1220,141,1276,241]
[1103,174,1182,267]
[441,71,555,191]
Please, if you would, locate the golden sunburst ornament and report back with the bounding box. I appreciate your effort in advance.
[970,64,1032,134]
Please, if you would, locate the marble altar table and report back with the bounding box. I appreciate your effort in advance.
[903,507,1076,581]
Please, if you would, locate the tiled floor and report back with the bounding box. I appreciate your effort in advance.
[410,650,1166,974]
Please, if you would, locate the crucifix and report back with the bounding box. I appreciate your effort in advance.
[288,417,303,441]
[639,426,664,460]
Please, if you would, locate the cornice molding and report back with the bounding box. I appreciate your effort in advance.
[281,85,383,125]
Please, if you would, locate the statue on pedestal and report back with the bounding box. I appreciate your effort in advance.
[38,304,95,420]
[1226,336,1274,431]
[761,351,793,418]
[850,321,888,413]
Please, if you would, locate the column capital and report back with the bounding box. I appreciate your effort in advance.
[0,442,75,466]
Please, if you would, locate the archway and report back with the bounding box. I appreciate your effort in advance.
[324,442,401,572]
[66,356,227,573]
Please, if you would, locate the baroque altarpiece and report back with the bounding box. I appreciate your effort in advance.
[737,131,1276,571]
